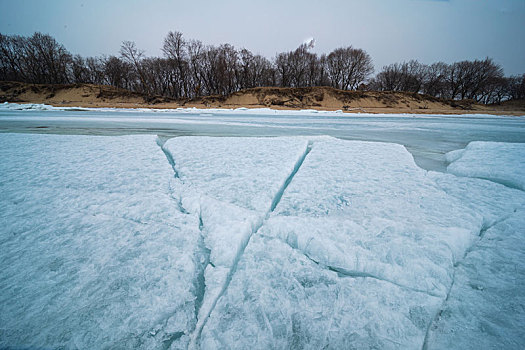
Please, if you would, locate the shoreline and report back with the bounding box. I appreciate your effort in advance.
[2,81,524,116]
[5,101,525,118]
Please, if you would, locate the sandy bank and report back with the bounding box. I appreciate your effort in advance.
[1,81,524,116]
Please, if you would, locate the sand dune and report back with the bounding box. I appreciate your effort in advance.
[1,81,523,115]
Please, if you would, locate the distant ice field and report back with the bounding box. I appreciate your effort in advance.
[0,131,524,349]
[1,102,525,172]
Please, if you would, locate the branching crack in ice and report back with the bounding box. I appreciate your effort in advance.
[477,213,513,239]
[189,141,313,349]
[421,215,510,350]
[156,136,210,346]
[259,233,443,299]
[193,209,210,322]
[421,270,456,350]
[156,136,182,180]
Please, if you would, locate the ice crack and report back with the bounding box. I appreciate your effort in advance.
[193,210,210,322]
[189,141,314,349]
[156,136,182,180]
[262,233,443,298]
[271,141,313,212]
[421,270,455,350]
[421,214,513,350]
[155,136,210,347]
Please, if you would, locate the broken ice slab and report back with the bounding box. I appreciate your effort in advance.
[446,141,525,190]
[200,233,443,350]
[269,138,483,296]
[0,134,200,349]
[425,207,525,350]
[163,136,310,213]
[429,171,525,228]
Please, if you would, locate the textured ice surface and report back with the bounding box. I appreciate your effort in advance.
[163,136,309,213]
[0,134,201,349]
[429,171,525,228]
[199,138,525,349]
[425,207,525,349]
[1,133,524,349]
[422,172,525,349]
[446,141,525,190]
[269,139,482,296]
[201,233,443,349]
[162,136,310,346]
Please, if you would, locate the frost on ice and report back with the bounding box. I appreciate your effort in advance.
[1,133,524,349]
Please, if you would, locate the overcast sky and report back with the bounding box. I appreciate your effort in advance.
[1,0,524,75]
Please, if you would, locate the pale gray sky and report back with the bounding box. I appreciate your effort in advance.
[1,0,524,75]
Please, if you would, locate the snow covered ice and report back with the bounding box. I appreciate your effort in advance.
[1,132,524,349]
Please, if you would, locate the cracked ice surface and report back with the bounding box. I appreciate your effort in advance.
[446,141,525,190]
[162,136,311,345]
[1,134,524,349]
[0,134,201,349]
[269,139,483,296]
[425,207,525,349]
[162,136,310,268]
[163,136,310,213]
[420,174,525,349]
[200,138,524,349]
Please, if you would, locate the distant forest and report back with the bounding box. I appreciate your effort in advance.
[1,31,524,104]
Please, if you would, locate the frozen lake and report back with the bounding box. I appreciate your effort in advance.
[1,104,525,349]
[1,104,525,171]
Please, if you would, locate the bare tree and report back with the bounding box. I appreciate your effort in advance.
[421,62,448,97]
[0,34,28,81]
[186,39,205,96]
[162,31,189,97]
[507,74,525,100]
[1,30,523,104]
[103,56,131,89]
[326,47,374,90]
[120,41,148,94]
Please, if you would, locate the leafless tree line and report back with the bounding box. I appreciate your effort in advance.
[369,59,525,103]
[1,31,524,104]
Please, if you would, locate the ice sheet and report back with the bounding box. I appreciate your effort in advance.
[446,141,525,190]
[2,101,516,118]
[199,138,524,349]
[1,133,524,349]
[0,134,200,349]
[162,136,311,346]
[425,208,525,349]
